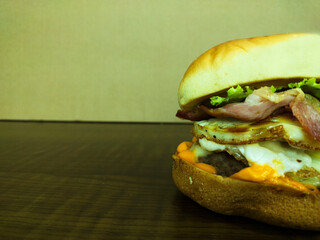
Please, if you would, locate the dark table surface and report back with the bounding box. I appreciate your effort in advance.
[0,121,319,240]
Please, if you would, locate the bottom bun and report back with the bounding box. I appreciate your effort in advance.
[172,155,320,230]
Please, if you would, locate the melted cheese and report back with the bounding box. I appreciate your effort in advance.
[230,164,315,192]
[175,141,217,174]
[231,164,276,182]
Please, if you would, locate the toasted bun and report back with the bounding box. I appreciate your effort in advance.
[179,33,320,110]
[172,156,320,230]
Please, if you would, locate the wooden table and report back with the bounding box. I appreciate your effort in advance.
[0,121,319,239]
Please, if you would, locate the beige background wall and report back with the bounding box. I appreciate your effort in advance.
[1,0,320,122]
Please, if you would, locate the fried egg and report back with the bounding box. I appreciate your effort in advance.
[193,114,320,151]
[198,138,320,176]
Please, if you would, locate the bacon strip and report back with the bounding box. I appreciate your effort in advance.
[176,108,210,121]
[202,88,300,121]
[291,94,320,141]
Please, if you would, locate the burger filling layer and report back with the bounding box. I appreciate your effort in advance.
[176,79,320,192]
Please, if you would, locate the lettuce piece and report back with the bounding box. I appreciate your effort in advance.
[288,78,320,98]
[209,78,319,107]
[210,85,253,107]
[227,85,253,102]
[210,96,226,106]
[269,85,283,93]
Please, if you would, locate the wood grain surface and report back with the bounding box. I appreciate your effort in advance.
[0,121,319,240]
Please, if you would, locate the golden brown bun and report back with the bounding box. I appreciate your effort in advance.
[179,33,320,110]
[172,156,320,230]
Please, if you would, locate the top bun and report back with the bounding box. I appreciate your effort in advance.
[178,33,320,110]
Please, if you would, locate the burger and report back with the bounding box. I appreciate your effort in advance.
[172,33,320,230]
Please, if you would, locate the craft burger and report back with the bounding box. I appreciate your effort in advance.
[172,33,320,230]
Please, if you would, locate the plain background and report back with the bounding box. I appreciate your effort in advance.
[1,0,320,122]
